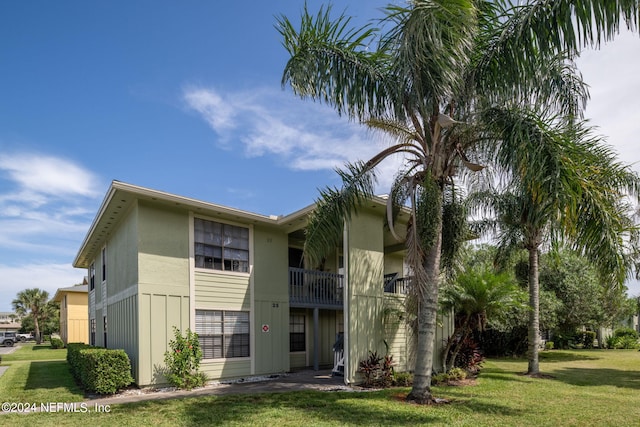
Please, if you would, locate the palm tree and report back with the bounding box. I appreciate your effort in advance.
[12,288,50,344]
[440,267,525,372]
[277,1,638,402]
[470,109,639,374]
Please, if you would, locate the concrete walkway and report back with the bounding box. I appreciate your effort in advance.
[0,344,18,378]
[85,369,351,406]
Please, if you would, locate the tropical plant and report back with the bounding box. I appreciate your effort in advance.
[440,267,525,371]
[277,0,639,402]
[469,111,639,374]
[12,288,51,344]
[163,327,206,390]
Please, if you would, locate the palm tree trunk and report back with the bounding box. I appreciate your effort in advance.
[527,245,541,375]
[34,314,42,345]
[407,224,442,404]
[449,323,471,371]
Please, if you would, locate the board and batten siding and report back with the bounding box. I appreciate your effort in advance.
[194,270,252,379]
[136,202,191,386]
[344,209,385,384]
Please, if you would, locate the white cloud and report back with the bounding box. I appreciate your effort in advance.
[0,263,85,312]
[183,86,237,135]
[0,153,100,199]
[183,86,406,192]
[577,29,640,168]
[0,152,102,282]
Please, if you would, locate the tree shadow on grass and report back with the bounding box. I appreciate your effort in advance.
[25,360,83,395]
[538,350,602,363]
[128,391,450,426]
[550,367,640,390]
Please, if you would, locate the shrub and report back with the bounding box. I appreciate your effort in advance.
[431,372,449,385]
[50,337,64,349]
[604,333,640,349]
[545,341,554,350]
[358,351,382,387]
[164,327,206,390]
[80,348,134,394]
[357,351,396,388]
[580,331,596,349]
[67,342,92,381]
[445,336,484,373]
[66,343,133,394]
[448,367,467,381]
[392,371,413,387]
[613,327,639,340]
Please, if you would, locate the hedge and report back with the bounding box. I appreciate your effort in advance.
[66,343,133,394]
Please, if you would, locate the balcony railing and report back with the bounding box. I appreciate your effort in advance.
[288,268,410,307]
[384,273,410,294]
[289,267,343,308]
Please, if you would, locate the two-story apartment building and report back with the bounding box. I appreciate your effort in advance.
[74,181,452,386]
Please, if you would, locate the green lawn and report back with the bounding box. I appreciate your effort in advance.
[1,347,638,426]
[0,343,84,403]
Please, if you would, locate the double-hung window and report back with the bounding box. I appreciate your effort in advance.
[194,218,249,272]
[289,314,305,352]
[89,263,95,291]
[196,310,250,359]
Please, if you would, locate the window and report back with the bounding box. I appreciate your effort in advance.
[101,247,107,281]
[89,263,95,291]
[90,318,96,346]
[103,316,107,348]
[289,314,305,352]
[196,310,250,359]
[194,218,249,272]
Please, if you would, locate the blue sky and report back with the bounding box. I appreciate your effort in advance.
[1,1,639,311]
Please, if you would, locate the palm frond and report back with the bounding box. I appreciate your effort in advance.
[304,161,377,267]
[277,5,391,120]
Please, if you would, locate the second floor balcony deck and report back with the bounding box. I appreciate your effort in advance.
[289,268,409,309]
[289,267,343,309]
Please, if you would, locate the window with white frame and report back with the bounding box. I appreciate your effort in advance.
[195,310,250,359]
[194,218,249,273]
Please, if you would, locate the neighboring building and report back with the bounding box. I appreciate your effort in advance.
[53,284,89,344]
[74,181,452,386]
[0,312,20,333]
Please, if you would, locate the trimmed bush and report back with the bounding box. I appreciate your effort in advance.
[67,342,92,381]
[66,343,133,394]
[80,348,133,394]
[50,337,65,349]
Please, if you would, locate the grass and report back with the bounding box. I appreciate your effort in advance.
[1,348,639,426]
[0,343,84,403]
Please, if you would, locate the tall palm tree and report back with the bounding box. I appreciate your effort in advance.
[12,288,50,344]
[277,0,638,402]
[470,108,639,374]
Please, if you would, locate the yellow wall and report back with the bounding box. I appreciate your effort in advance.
[60,291,89,344]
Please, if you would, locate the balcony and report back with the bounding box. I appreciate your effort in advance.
[289,267,343,309]
[384,273,410,294]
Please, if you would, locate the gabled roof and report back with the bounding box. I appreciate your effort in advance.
[53,284,89,303]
